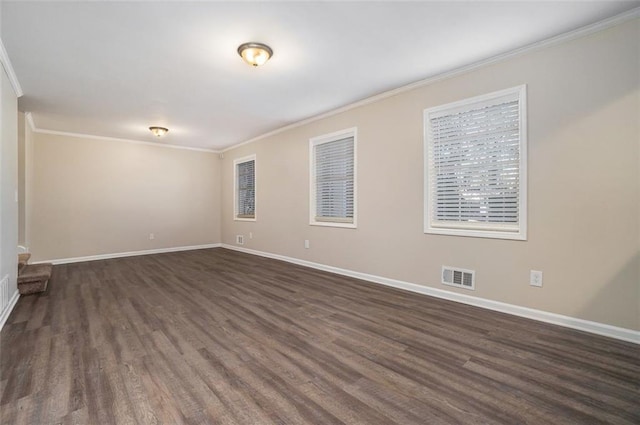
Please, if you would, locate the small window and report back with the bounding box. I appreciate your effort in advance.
[424,85,527,240]
[234,155,256,221]
[310,128,357,228]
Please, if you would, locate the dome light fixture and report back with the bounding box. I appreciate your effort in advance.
[237,42,273,67]
[149,126,169,137]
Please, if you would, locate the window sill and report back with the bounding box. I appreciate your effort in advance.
[424,226,526,241]
[310,221,357,229]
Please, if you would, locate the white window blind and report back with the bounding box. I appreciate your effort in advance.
[310,129,356,227]
[235,158,255,219]
[424,86,527,240]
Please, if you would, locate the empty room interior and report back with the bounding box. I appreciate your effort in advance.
[1,1,639,424]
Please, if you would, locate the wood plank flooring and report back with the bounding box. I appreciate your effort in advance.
[1,248,638,424]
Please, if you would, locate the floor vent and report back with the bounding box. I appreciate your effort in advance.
[442,266,475,290]
[0,275,8,313]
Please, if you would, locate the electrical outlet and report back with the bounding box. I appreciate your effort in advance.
[236,235,244,245]
[304,240,310,249]
[249,232,253,239]
[149,233,155,240]
[530,270,543,287]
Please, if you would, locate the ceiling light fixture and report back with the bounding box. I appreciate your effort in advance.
[237,42,273,67]
[149,126,169,137]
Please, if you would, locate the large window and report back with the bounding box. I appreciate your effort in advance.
[310,128,357,228]
[424,85,527,240]
[234,155,256,221]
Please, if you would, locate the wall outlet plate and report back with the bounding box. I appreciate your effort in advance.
[530,270,543,287]
[304,240,310,249]
[236,235,244,245]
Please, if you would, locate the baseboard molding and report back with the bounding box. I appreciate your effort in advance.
[33,243,222,265]
[222,244,640,345]
[0,290,20,331]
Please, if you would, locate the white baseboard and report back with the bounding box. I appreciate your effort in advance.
[222,244,640,345]
[33,243,222,265]
[0,289,20,331]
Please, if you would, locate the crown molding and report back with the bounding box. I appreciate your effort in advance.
[222,7,640,153]
[26,115,219,153]
[12,7,640,154]
[0,37,24,97]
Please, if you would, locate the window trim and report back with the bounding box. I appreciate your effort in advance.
[233,154,257,222]
[423,85,527,240]
[309,127,358,229]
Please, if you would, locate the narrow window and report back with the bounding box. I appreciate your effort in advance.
[234,155,256,221]
[424,85,527,240]
[310,128,357,228]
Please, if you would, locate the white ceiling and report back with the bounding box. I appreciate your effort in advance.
[2,1,638,150]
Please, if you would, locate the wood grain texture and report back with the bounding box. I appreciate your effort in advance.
[1,248,638,424]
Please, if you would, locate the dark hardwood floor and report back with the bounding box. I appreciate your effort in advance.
[1,248,638,424]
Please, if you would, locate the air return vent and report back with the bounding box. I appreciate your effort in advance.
[442,266,475,290]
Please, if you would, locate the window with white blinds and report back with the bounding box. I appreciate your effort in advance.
[424,85,527,240]
[310,128,357,228]
[234,155,256,221]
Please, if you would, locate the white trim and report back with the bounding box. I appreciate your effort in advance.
[221,7,640,153]
[233,154,257,222]
[0,290,20,332]
[26,121,219,154]
[32,243,222,265]
[309,221,357,229]
[221,244,640,345]
[309,127,358,228]
[25,112,36,132]
[0,37,23,97]
[424,85,527,241]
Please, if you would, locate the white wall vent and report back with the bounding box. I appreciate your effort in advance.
[442,266,475,290]
[0,275,9,313]
[236,235,244,245]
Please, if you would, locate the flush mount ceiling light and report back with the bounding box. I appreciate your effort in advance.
[149,126,169,137]
[237,42,273,67]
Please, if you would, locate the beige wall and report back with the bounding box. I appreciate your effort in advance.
[221,20,640,330]
[30,133,221,261]
[1,58,19,308]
